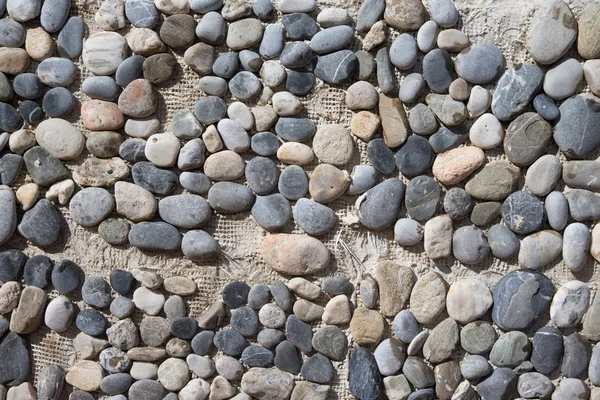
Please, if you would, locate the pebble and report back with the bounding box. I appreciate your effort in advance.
[110,297,135,319]
[446,278,492,324]
[423,318,459,364]
[405,176,440,221]
[543,58,583,101]
[208,181,255,213]
[82,32,128,76]
[18,199,63,247]
[241,368,294,400]
[493,270,553,330]
[409,104,437,135]
[315,50,358,84]
[257,329,284,349]
[356,0,384,31]
[357,178,405,230]
[550,280,590,328]
[195,12,226,46]
[398,74,424,104]
[517,372,553,398]
[426,93,467,126]
[502,190,545,235]
[383,375,411,400]
[461,355,492,380]
[526,0,577,65]
[543,191,568,231]
[390,33,417,70]
[422,49,454,93]
[437,29,470,53]
[568,188,600,221]
[0,48,29,75]
[318,7,351,27]
[35,119,86,161]
[476,368,518,400]
[253,0,274,19]
[557,93,600,158]
[432,146,485,185]
[311,25,354,54]
[522,155,562,197]
[312,325,348,361]
[0,18,24,48]
[562,333,592,378]
[282,13,318,40]
[293,198,336,236]
[585,60,600,97]
[529,326,563,376]
[0,102,23,133]
[489,331,531,368]
[349,347,383,400]
[0,73,12,102]
[26,28,53,61]
[213,330,248,357]
[95,0,126,30]
[42,87,74,117]
[563,223,590,272]
[394,218,424,246]
[552,378,589,400]
[100,373,133,396]
[65,361,104,392]
[191,331,215,356]
[367,139,395,176]
[143,53,177,84]
[322,294,352,325]
[302,355,333,385]
[443,187,472,220]
[125,0,158,28]
[7,286,44,334]
[518,230,563,270]
[466,161,519,202]
[350,307,384,347]
[423,214,453,259]
[429,126,467,153]
[37,365,65,400]
[491,63,543,121]
[157,358,189,391]
[251,194,292,231]
[347,165,377,196]
[402,356,435,389]
[81,276,112,309]
[410,271,448,324]
[485,224,519,260]
[374,338,406,376]
[286,69,316,95]
[57,16,85,59]
[184,43,216,76]
[455,43,505,84]
[158,194,211,229]
[429,0,458,27]
[76,309,107,337]
[128,380,165,400]
[313,124,354,166]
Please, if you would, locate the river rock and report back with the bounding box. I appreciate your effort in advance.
[554,94,600,158]
[383,0,426,30]
[241,368,294,400]
[526,0,577,65]
[357,178,405,230]
[432,146,485,185]
[491,63,543,121]
[410,271,447,324]
[446,278,492,324]
[550,280,590,328]
[518,230,563,270]
[349,347,383,400]
[423,318,458,364]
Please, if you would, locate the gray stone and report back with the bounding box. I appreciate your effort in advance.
[245,157,279,195]
[229,71,262,101]
[13,73,42,100]
[311,25,354,54]
[301,354,334,385]
[315,50,357,84]
[349,347,383,399]
[0,73,13,102]
[563,161,600,191]
[57,17,85,59]
[76,309,107,337]
[0,249,26,282]
[0,332,29,387]
[23,255,52,289]
[128,380,165,400]
[394,218,424,246]
[239,50,262,72]
[366,138,396,175]
[0,102,22,133]
[110,297,135,319]
[274,340,302,374]
[40,0,70,32]
[253,0,274,19]
[282,13,318,40]
[470,202,501,227]
[278,165,308,201]
[131,162,178,195]
[196,11,226,45]
[423,318,459,364]
[158,195,211,229]
[461,355,492,380]
[69,188,114,227]
[374,338,406,376]
[489,331,531,368]
[543,58,583,101]
[567,189,600,221]
[546,191,568,230]
[312,325,348,361]
[525,154,561,196]
[530,326,563,375]
[552,378,589,399]
[501,190,544,234]
[82,276,112,308]
[199,76,227,97]
[129,222,181,251]
[562,333,591,378]
[82,76,119,101]
[347,165,377,195]
[429,125,468,153]
[179,172,211,195]
[276,117,315,143]
[423,49,455,93]
[125,0,158,28]
[491,63,543,121]
[563,223,590,272]
[429,0,458,27]
[116,55,145,88]
[355,50,376,80]
[476,368,517,400]
[395,135,433,177]
[285,69,315,95]
[177,139,205,170]
[257,329,284,350]
[98,218,130,246]
[533,93,559,120]
[402,356,435,390]
[241,368,294,400]
[390,33,417,70]
[271,281,294,311]
[442,188,472,221]
[400,73,425,103]
[172,109,203,140]
[37,57,77,88]
[37,364,65,400]
[0,154,21,185]
[426,94,467,126]
[455,43,505,84]
[18,199,62,246]
[191,331,215,356]
[190,0,222,13]
[452,226,490,264]
[487,224,519,260]
[43,87,74,118]
[293,198,336,236]
[280,41,312,69]
[240,345,274,368]
[356,0,384,32]
[518,230,563,270]
[251,194,291,231]
[393,310,419,344]
[554,94,600,158]
[357,178,405,230]
[409,104,437,135]
[517,372,553,399]
[492,270,553,331]
[526,0,577,65]
[251,132,279,156]
[405,176,440,221]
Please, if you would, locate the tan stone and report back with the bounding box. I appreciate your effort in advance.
[308,164,350,203]
[277,142,314,166]
[424,215,453,259]
[73,158,129,187]
[9,286,46,334]
[287,277,321,300]
[374,261,416,317]
[437,29,470,52]
[16,183,39,211]
[0,48,30,75]
[351,111,381,142]
[203,151,245,181]
[8,129,35,154]
[322,295,352,325]
[65,361,104,392]
[252,106,278,132]
[163,276,197,296]
[46,179,75,205]
[432,146,486,185]
[202,125,223,153]
[363,21,387,51]
[126,28,167,56]
[350,306,384,347]
[6,382,36,400]
[384,0,427,30]
[73,332,109,360]
[81,100,125,131]
[25,27,54,61]
[312,124,354,166]
[379,93,409,148]
[198,301,226,329]
[410,271,447,325]
[293,299,324,322]
[260,234,330,276]
[446,278,493,324]
[578,2,600,59]
[0,281,20,314]
[115,181,157,221]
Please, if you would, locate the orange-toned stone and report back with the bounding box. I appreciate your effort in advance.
[432,146,485,185]
[260,234,330,276]
[81,100,125,131]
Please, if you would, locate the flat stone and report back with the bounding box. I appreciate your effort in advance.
[529,325,563,375]
[552,378,589,400]
[567,189,600,221]
[349,347,383,400]
[0,332,29,387]
[518,230,563,270]
[301,355,333,384]
[384,0,426,30]
[554,94,600,158]
[526,0,577,65]
[402,356,435,390]
[350,307,384,347]
[375,261,415,317]
[422,49,454,93]
[410,271,447,324]
[158,194,211,229]
[241,368,294,400]
[76,309,107,337]
[57,16,85,59]
[22,147,69,185]
[356,0,384,31]
[314,50,358,84]
[424,215,453,259]
[426,94,467,126]
[312,325,348,362]
[271,281,293,311]
[491,63,543,120]
[443,188,472,221]
[82,276,112,308]
[486,224,519,260]
[544,58,583,100]
[489,331,531,368]
[405,176,440,221]
[129,222,181,251]
[423,318,459,364]
[502,190,544,235]
[461,355,492,381]
[550,280,590,328]
[394,218,424,246]
[128,380,165,400]
[125,0,158,28]
[83,32,128,76]
[455,43,505,84]
[374,338,406,376]
[357,178,405,230]
[18,199,62,247]
[446,278,492,324]
[563,223,590,272]
[143,53,177,84]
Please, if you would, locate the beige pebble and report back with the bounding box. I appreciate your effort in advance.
[145,133,180,167]
[272,91,302,116]
[277,142,314,165]
[351,111,381,142]
[81,100,125,131]
[363,20,387,51]
[203,150,245,181]
[312,124,354,166]
[115,181,156,221]
[7,382,36,400]
[163,276,197,296]
[584,60,600,97]
[130,362,159,380]
[154,0,190,14]
[0,48,30,75]
[8,129,35,154]
[95,0,126,30]
[346,81,379,110]
[202,125,224,153]
[410,271,448,324]
[287,277,321,300]
[432,146,486,185]
[0,281,21,314]
[446,278,493,324]
[46,179,75,205]
[133,287,166,315]
[210,376,236,400]
[252,106,279,132]
[350,307,384,347]
[309,164,350,203]
[591,223,600,263]
[260,233,330,276]
[322,294,352,325]
[73,332,109,360]
[379,93,409,148]
[65,361,104,392]
[16,183,39,211]
[293,299,324,322]
[449,78,469,101]
[424,215,453,260]
[437,29,470,52]
[73,158,129,187]
[132,268,163,289]
[25,27,54,61]
[9,286,46,334]
[157,357,190,391]
[227,101,255,130]
[126,28,167,56]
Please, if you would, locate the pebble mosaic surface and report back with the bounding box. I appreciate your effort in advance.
[1,0,600,398]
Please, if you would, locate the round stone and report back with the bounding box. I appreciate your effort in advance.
[487,224,519,259]
[550,280,590,328]
[83,32,128,76]
[503,112,552,166]
[245,157,279,195]
[125,0,158,28]
[446,278,492,324]
[455,43,505,84]
[390,33,417,70]
[443,188,473,220]
[395,135,433,177]
[181,230,220,262]
[313,124,354,166]
[42,87,74,117]
[160,14,196,49]
[259,303,286,328]
[469,113,504,149]
[543,58,583,101]
[460,321,497,355]
[526,0,577,65]
[82,276,112,308]
[143,54,177,84]
[44,295,74,332]
[0,18,24,48]
[502,191,544,235]
[110,297,135,319]
[489,331,531,368]
[229,71,262,101]
[452,226,490,265]
[207,182,255,213]
[76,309,107,337]
[213,330,247,357]
[251,132,279,156]
[278,165,308,200]
[157,358,190,392]
[230,306,259,337]
[170,317,198,340]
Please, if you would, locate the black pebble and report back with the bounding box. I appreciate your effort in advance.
[213,329,248,356]
[75,309,107,337]
[18,100,44,124]
[51,260,82,294]
[367,138,397,175]
[395,135,433,177]
[191,331,215,356]
[0,249,28,282]
[170,317,199,340]
[222,281,251,309]
[110,269,135,295]
[274,340,303,374]
[286,69,316,96]
[43,87,75,118]
[23,255,53,289]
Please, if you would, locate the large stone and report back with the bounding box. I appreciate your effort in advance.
[383,0,427,31]
[349,347,383,400]
[465,160,519,201]
[554,94,600,158]
[526,0,577,65]
[0,332,29,387]
[260,234,330,276]
[357,178,405,230]
[503,112,551,166]
[410,271,447,324]
[241,368,294,400]
[432,146,485,185]
[374,261,416,317]
[446,278,493,324]
[491,63,543,121]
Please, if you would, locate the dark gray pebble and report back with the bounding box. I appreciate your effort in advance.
[455,43,505,84]
[246,157,279,195]
[40,0,70,33]
[315,50,357,84]
[0,153,22,185]
[131,161,178,195]
[452,225,490,264]
[405,176,440,221]
[0,18,24,47]
[110,297,135,319]
[109,269,135,295]
[194,96,227,125]
[75,309,107,337]
[376,47,396,94]
[429,125,468,153]
[322,276,351,296]
[0,249,27,282]
[278,165,308,200]
[253,0,274,19]
[487,224,519,259]
[292,198,336,236]
[367,138,397,175]
[257,329,285,349]
[116,55,145,88]
[286,69,316,95]
[422,49,455,93]
[251,194,292,232]
[42,87,74,117]
[302,354,334,384]
[23,254,52,289]
[0,332,30,387]
[191,331,215,356]
[51,260,81,294]
[100,373,133,396]
[282,13,319,40]
[286,314,313,354]
[212,52,239,79]
[471,201,502,227]
[259,24,284,59]
[128,221,181,251]
[128,380,165,400]
[18,100,44,125]
[99,218,129,246]
[57,17,85,59]
[530,326,563,375]
[395,135,433,177]
[274,340,303,374]
[502,191,544,234]
[213,329,248,356]
[208,182,255,213]
[230,306,259,337]
[357,178,405,230]
[241,345,274,367]
[158,194,212,229]
[275,117,315,142]
[0,102,23,133]
[251,132,280,156]
[119,138,147,163]
[280,41,313,69]
[248,284,271,309]
[222,281,250,309]
[562,333,591,378]
[349,347,383,400]
[312,325,348,361]
[443,187,473,220]
[82,276,112,308]
[356,0,385,32]
[271,281,294,311]
[170,317,199,340]
[408,389,435,400]
[82,76,119,101]
[554,94,600,158]
[18,199,63,247]
[476,368,517,400]
[179,171,211,195]
[23,146,69,186]
[13,73,43,99]
[567,189,600,221]
[0,72,13,102]
[533,94,560,121]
